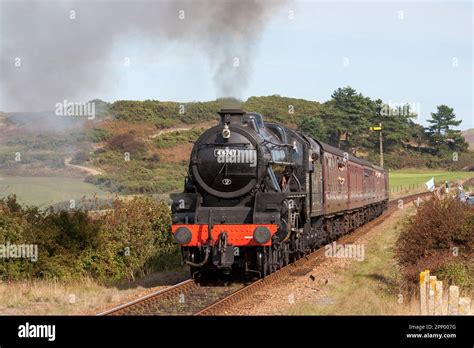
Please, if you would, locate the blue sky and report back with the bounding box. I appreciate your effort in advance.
[94,0,473,130]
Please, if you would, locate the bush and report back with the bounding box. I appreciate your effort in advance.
[71,151,90,164]
[86,127,111,143]
[110,100,219,125]
[107,132,147,156]
[0,195,176,282]
[396,196,474,292]
[155,128,204,148]
[86,197,175,281]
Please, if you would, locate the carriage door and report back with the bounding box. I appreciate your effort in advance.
[311,151,323,215]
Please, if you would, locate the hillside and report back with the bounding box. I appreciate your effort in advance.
[462,128,474,150]
[1,89,472,198]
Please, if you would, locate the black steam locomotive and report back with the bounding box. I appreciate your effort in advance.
[171,109,389,278]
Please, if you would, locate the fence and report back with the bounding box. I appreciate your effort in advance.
[419,270,471,315]
[390,183,420,194]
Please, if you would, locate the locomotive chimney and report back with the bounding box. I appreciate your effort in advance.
[218,109,246,125]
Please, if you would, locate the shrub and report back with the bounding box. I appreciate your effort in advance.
[86,127,111,143]
[396,196,474,292]
[0,195,177,282]
[154,128,204,148]
[71,151,90,164]
[87,197,175,281]
[108,132,146,156]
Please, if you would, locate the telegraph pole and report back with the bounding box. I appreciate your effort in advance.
[369,123,383,167]
[379,122,383,167]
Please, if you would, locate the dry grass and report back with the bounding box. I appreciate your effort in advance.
[98,119,155,138]
[0,269,188,315]
[156,143,194,163]
[287,204,421,315]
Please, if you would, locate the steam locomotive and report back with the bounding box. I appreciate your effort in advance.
[171,109,389,278]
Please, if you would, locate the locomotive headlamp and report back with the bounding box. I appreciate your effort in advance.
[174,227,192,244]
[253,226,271,244]
[222,124,231,139]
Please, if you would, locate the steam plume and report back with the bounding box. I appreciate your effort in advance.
[0,0,285,111]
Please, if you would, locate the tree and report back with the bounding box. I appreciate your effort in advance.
[410,123,429,153]
[426,105,467,153]
[298,115,327,142]
[371,101,418,154]
[322,86,375,150]
[426,105,461,137]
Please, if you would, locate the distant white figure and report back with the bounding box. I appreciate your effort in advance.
[425,177,435,192]
[458,185,467,203]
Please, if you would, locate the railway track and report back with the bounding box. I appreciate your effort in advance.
[99,191,431,316]
[98,278,245,316]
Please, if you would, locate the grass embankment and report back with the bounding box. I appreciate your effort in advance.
[0,265,187,315]
[287,205,419,315]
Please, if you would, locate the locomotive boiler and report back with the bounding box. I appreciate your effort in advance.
[171,109,388,278]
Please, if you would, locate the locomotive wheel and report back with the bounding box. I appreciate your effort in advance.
[270,246,279,273]
[269,246,274,273]
[282,243,290,267]
[270,247,276,272]
[189,251,200,278]
[343,216,350,235]
[271,246,283,271]
[325,220,333,242]
[257,248,270,278]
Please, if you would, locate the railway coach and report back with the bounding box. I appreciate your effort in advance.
[171,109,389,278]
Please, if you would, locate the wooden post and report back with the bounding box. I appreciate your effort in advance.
[428,276,436,315]
[379,123,383,167]
[448,285,459,315]
[434,281,443,315]
[459,297,471,315]
[420,270,428,315]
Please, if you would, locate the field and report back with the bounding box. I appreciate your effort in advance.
[1,169,472,208]
[0,176,111,208]
[389,169,474,192]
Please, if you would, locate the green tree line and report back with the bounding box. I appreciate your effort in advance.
[103,86,470,169]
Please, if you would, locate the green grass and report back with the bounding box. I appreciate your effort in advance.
[154,128,204,148]
[0,176,111,208]
[389,169,474,191]
[286,206,417,315]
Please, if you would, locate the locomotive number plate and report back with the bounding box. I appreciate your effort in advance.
[214,148,237,157]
